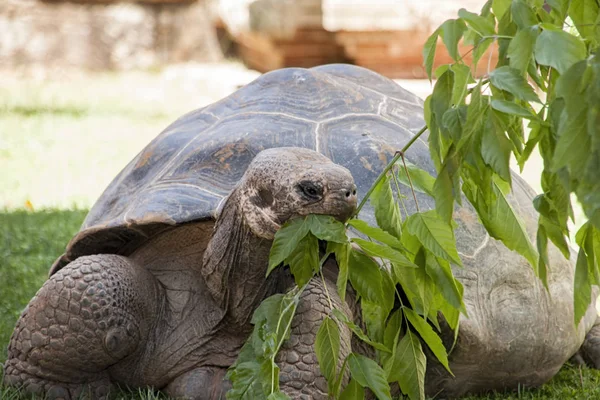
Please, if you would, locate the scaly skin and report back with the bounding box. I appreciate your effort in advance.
[277,277,354,400]
[4,254,161,399]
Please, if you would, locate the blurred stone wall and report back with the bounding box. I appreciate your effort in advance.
[0,0,223,70]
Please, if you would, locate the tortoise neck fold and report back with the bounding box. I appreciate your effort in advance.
[201,189,292,327]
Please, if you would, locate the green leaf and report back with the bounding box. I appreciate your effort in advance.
[404,308,452,374]
[442,107,466,142]
[555,60,588,108]
[395,240,435,315]
[251,293,299,351]
[332,309,391,352]
[490,99,537,119]
[488,66,542,103]
[577,222,600,285]
[268,217,311,275]
[480,0,493,17]
[352,238,417,268]
[382,309,403,368]
[438,291,462,333]
[371,175,403,239]
[546,0,570,20]
[511,0,538,28]
[387,331,426,400]
[440,19,467,61]
[307,214,348,243]
[471,177,539,269]
[535,30,587,74]
[553,104,591,175]
[508,27,539,74]
[229,291,302,399]
[433,153,460,224]
[472,37,494,71]
[569,0,600,42]
[348,353,392,400]
[482,111,513,183]
[423,29,440,81]
[519,120,545,170]
[492,0,511,18]
[574,247,592,325]
[538,214,571,259]
[227,360,265,399]
[259,361,281,396]
[535,224,550,289]
[339,378,365,400]
[425,254,466,313]
[348,219,404,250]
[266,392,290,400]
[348,250,385,304]
[286,233,319,287]
[458,8,496,36]
[315,317,341,395]
[450,64,472,105]
[431,69,454,134]
[330,242,351,301]
[361,298,389,345]
[397,163,436,197]
[405,210,463,266]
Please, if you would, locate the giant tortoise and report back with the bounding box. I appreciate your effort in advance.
[4,64,600,399]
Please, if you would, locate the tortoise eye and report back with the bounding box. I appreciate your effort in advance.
[298,181,322,200]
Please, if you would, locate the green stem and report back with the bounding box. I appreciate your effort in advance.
[353,125,428,217]
[333,355,350,397]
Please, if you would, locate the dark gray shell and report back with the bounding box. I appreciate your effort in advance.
[52,64,428,271]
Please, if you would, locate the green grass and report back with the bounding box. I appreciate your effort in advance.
[0,210,87,361]
[0,68,597,399]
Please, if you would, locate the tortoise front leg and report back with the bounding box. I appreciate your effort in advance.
[164,367,231,400]
[3,254,161,399]
[277,277,354,400]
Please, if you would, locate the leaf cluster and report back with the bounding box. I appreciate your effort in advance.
[229,1,600,398]
[423,0,600,322]
[228,166,467,399]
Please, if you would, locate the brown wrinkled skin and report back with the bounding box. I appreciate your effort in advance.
[4,148,358,399]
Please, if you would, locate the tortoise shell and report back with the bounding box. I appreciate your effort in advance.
[51,64,428,272]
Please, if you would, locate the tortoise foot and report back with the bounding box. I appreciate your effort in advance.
[4,254,161,398]
[164,367,230,400]
[3,362,113,399]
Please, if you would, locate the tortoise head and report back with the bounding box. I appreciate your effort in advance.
[238,147,357,239]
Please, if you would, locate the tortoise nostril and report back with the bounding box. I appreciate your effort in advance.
[352,189,356,196]
[345,191,351,197]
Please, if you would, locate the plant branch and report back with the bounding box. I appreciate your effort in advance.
[353,125,428,217]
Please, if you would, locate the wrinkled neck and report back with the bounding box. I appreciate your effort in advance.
[201,190,292,326]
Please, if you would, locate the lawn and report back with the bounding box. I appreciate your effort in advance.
[0,65,598,399]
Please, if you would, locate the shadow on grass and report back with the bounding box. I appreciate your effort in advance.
[2,210,600,400]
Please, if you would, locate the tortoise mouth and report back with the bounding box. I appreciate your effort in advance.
[289,196,357,224]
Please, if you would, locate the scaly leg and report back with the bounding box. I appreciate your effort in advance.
[3,254,161,399]
[277,277,354,400]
